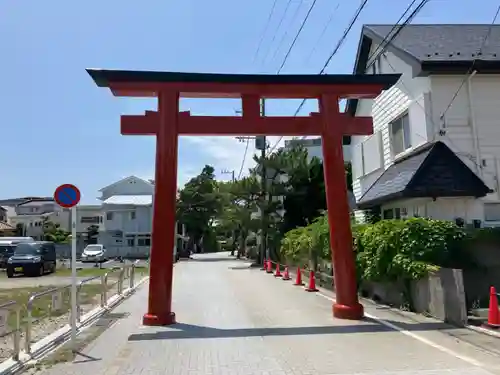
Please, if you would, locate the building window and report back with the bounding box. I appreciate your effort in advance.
[106,212,113,221]
[127,238,134,246]
[390,113,411,156]
[485,203,500,221]
[137,235,151,247]
[81,216,100,224]
[130,211,136,220]
[383,209,394,219]
[383,208,402,220]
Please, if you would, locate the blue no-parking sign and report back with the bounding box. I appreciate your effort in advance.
[54,184,81,208]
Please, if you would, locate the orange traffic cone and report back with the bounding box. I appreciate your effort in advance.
[486,286,500,328]
[282,266,291,280]
[294,267,303,286]
[260,258,266,271]
[266,260,273,273]
[305,270,318,292]
[274,263,282,277]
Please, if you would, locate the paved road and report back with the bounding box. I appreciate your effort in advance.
[32,252,500,375]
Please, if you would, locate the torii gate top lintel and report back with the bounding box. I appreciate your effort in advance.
[86,69,400,99]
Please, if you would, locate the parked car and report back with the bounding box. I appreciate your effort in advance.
[0,238,36,268]
[80,244,108,263]
[6,241,57,277]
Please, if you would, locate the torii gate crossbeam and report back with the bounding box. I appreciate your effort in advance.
[87,69,400,326]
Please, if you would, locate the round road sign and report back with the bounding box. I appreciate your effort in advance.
[54,184,81,208]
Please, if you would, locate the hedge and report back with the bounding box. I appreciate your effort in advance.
[280,213,474,283]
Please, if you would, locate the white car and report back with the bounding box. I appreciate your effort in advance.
[81,244,107,263]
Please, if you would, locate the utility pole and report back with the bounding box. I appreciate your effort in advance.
[258,99,267,266]
[221,169,235,182]
[221,169,236,256]
[234,101,268,265]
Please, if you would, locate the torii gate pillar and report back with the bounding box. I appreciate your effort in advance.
[86,69,400,325]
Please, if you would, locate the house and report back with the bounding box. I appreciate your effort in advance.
[76,205,105,247]
[348,24,499,226]
[9,198,71,240]
[98,176,186,258]
[284,138,352,163]
[0,207,16,237]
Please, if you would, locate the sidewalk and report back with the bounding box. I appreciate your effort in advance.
[33,253,500,375]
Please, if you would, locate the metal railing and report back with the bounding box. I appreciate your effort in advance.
[0,301,21,360]
[21,262,139,354]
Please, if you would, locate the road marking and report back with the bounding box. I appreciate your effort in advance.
[315,291,485,368]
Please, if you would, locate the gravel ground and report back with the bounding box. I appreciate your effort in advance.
[0,275,102,289]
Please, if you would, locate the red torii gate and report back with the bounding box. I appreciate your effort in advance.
[87,70,399,326]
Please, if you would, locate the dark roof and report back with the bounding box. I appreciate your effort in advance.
[17,198,54,207]
[356,141,492,209]
[348,24,500,116]
[86,69,400,90]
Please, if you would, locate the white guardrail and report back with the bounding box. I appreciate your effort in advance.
[0,262,138,361]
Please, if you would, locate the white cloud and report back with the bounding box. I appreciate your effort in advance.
[180,135,294,181]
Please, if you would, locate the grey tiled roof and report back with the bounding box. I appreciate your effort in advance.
[357,141,491,209]
[364,24,500,62]
[356,144,431,207]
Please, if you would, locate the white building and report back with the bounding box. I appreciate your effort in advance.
[97,175,186,258]
[9,198,71,240]
[284,138,352,163]
[349,24,499,226]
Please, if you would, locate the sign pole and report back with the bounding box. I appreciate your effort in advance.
[70,205,77,350]
[53,183,81,352]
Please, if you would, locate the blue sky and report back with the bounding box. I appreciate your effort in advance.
[0,0,496,204]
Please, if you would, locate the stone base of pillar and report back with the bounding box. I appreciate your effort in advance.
[333,302,364,320]
[143,312,176,326]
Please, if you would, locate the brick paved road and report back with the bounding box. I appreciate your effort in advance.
[35,252,500,375]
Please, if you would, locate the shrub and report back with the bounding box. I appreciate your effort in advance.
[281,214,469,283]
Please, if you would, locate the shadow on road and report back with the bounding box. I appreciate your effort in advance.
[128,319,451,341]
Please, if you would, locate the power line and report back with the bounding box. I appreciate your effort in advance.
[237,1,280,179]
[237,138,251,179]
[365,0,429,70]
[291,0,370,120]
[259,0,294,71]
[440,5,500,121]
[295,0,428,145]
[252,0,280,63]
[277,0,320,73]
[269,0,306,67]
[304,2,341,65]
[267,0,370,152]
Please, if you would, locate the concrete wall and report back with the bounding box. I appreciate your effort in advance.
[360,268,467,326]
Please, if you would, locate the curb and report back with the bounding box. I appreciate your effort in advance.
[465,323,500,339]
[263,266,500,342]
[0,276,150,375]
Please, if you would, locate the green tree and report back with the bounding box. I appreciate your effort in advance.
[220,176,261,257]
[176,165,222,253]
[86,225,100,245]
[42,218,71,243]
